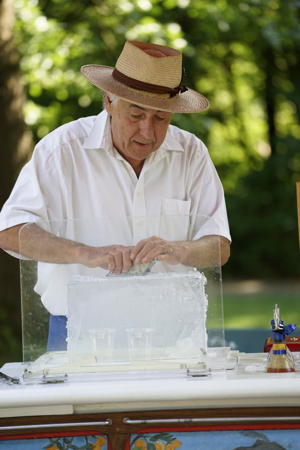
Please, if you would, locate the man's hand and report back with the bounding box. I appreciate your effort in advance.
[130,235,230,269]
[130,236,186,266]
[75,244,133,274]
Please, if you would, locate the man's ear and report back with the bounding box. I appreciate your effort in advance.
[105,93,113,115]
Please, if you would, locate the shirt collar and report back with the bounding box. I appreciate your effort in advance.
[162,129,184,153]
[83,109,184,154]
[83,110,112,150]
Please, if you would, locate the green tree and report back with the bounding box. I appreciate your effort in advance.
[0,0,32,364]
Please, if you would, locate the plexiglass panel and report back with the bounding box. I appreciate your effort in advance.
[19,214,225,376]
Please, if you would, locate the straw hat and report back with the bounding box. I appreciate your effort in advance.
[81,41,209,113]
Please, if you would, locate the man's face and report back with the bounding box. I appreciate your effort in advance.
[105,95,173,168]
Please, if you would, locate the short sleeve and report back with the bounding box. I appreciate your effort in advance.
[0,144,65,233]
[187,138,231,242]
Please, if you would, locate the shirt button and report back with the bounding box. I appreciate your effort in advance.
[136,191,141,196]
[137,221,143,226]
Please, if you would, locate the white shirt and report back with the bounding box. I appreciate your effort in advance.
[0,110,231,314]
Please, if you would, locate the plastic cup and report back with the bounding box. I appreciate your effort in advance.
[126,328,154,361]
[88,328,115,361]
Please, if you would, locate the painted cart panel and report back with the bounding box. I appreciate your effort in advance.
[130,429,300,450]
[0,433,109,450]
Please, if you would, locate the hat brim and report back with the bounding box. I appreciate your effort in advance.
[81,65,210,114]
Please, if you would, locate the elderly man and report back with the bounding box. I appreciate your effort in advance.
[0,41,231,348]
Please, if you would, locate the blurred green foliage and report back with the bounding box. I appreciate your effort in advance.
[13,0,300,279]
[223,292,300,328]
[0,306,22,364]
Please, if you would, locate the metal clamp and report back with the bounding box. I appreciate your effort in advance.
[0,371,20,385]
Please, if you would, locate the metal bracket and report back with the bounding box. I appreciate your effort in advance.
[0,371,20,385]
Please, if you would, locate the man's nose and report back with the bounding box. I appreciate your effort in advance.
[139,118,155,140]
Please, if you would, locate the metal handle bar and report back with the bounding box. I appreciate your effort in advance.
[0,419,112,431]
[124,416,300,425]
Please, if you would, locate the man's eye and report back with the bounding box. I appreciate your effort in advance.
[156,116,165,121]
[131,114,142,119]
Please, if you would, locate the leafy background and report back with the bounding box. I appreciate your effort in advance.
[12,0,300,278]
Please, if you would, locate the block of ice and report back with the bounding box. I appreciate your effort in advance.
[67,271,207,362]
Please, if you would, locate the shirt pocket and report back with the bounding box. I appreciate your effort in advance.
[160,198,191,241]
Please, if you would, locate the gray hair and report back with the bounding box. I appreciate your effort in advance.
[102,90,120,110]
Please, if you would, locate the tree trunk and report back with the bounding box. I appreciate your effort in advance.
[0,0,32,365]
[263,49,277,156]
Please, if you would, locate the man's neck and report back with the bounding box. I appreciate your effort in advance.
[114,147,145,178]
[133,165,143,178]
[128,158,144,178]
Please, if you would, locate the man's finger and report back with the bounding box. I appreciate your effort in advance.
[119,247,132,272]
[130,240,147,260]
[131,237,164,262]
[133,243,161,264]
[104,254,116,271]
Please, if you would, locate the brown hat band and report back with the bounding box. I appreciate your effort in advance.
[112,67,188,99]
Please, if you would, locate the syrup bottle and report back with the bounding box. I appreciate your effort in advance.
[267,320,296,365]
[266,304,296,373]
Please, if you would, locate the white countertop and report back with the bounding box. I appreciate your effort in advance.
[1,353,300,418]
